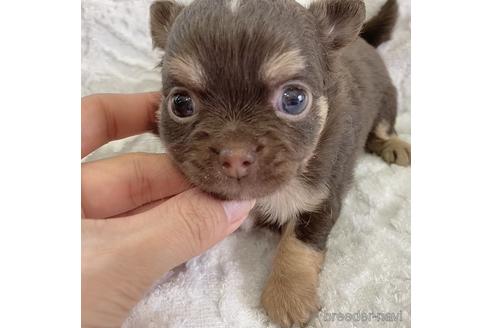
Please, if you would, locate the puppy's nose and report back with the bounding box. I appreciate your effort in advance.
[219,147,256,179]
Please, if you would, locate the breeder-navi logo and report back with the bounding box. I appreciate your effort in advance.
[321,310,403,322]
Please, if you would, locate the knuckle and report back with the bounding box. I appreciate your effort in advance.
[128,155,153,207]
[101,99,118,141]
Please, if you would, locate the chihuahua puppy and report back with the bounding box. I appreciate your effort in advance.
[150,0,409,326]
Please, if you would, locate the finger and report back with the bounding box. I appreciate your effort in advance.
[82,153,190,219]
[106,188,255,275]
[81,92,161,158]
[82,191,254,326]
[110,198,167,218]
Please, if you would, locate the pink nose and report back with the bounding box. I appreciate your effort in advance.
[219,148,256,179]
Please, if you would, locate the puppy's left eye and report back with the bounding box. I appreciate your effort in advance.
[276,86,308,115]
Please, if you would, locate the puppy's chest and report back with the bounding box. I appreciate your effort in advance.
[253,177,329,226]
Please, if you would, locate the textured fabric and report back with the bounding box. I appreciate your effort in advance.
[82,0,411,327]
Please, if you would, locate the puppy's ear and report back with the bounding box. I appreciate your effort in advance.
[309,0,365,50]
[150,0,184,50]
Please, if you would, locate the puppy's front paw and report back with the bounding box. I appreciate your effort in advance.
[380,137,411,166]
[261,224,323,327]
[261,274,319,327]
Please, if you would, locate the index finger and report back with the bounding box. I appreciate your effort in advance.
[82,153,190,219]
[81,92,162,158]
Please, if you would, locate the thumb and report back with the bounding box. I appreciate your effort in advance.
[81,188,254,326]
[138,188,255,269]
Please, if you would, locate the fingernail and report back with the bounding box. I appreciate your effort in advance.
[222,199,256,223]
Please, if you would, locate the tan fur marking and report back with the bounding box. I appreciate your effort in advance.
[261,221,324,327]
[367,120,411,166]
[379,137,411,166]
[261,49,306,83]
[256,177,329,226]
[367,135,411,167]
[301,96,330,169]
[229,0,241,12]
[167,55,205,88]
[317,96,329,126]
[374,119,391,140]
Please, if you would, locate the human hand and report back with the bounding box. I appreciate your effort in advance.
[81,92,255,327]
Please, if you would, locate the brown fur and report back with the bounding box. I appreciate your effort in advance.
[150,0,184,49]
[360,0,399,47]
[261,221,323,327]
[149,0,406,326]
[152,0,328,202]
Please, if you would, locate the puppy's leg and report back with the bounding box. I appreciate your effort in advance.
[366,119,411,166]
[261,202,336,327]
[366,85,411,166]
[261,222,322,327]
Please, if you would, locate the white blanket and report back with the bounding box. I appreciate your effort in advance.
[82,0,411,327]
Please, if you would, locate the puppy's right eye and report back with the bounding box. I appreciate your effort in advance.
[169,93,195,118]
[272,81,312,119]
[279,87,307,115]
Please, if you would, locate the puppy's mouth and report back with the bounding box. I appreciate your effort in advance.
[183,161,299,201]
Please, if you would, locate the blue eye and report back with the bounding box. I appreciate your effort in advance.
[279,87,307,115]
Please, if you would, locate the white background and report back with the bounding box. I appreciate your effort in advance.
[0,0,491,327]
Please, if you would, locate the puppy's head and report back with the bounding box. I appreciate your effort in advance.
[150,0,365,200]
